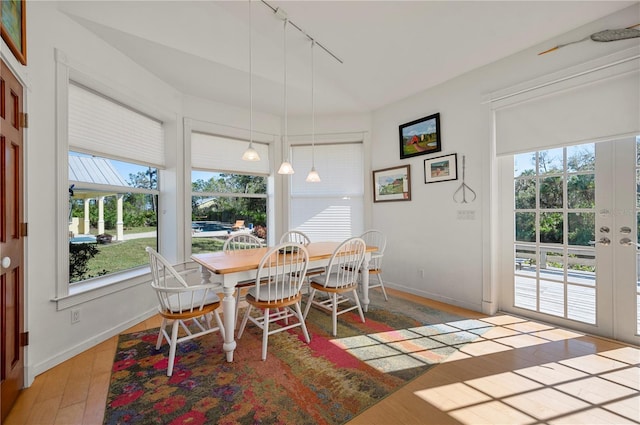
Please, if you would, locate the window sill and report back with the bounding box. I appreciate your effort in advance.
[53,267,151,311]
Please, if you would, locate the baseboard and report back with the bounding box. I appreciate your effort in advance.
[385,282,482,313]
[26,307,158,385]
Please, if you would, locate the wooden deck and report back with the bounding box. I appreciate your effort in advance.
[514,266,640,332]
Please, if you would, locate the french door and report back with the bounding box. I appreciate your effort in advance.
[503,137,640,346]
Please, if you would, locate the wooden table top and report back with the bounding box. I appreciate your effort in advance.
[191,241,376,275]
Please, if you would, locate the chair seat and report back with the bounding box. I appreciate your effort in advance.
[164,289,221,317]
[247,280,301,302]
[310,273,356,289]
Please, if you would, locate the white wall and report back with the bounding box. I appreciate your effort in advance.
[15,0,638,384]
[370,4,639,312]
[20,2,181,381]
[19,2,283,383]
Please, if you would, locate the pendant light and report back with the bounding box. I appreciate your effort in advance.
[306,40,321,182]
[242,0,260,162]
[277,19,294,175]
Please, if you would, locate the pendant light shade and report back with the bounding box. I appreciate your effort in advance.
[305,166,321,182]
[242,0,260,162]
[242,145,260,161]
[277,158,295,174]
[277,19,294,175]
[306,40,321,183]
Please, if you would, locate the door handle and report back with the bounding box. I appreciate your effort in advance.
[1,257,10,268]
[619,237,639,247]
[590,237,611,246]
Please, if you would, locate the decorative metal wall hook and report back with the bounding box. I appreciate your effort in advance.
[453,155,476,203]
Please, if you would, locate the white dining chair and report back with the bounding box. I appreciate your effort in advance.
[146,246,225,376]
[279,230,322,293]
[303,237,366,336]
[223,233,264,325]
[237,242,311,360]
[360,229,388,301]
[279,230,311,245]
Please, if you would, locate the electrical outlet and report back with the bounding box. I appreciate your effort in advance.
[71,309,80,324]
[418,268,425,279]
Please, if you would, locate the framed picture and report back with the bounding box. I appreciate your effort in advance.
[373,165,411,203]
[1,0,27,65]
[399,112,440,159]
[424,153,457,184]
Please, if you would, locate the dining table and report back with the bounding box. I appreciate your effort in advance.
[191,241,377,362]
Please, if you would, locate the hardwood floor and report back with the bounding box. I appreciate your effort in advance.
[5,289,639,424]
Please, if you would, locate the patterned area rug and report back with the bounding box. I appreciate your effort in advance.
[104,293,487,425]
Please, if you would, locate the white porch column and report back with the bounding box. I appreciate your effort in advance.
[98,196,105,235]
[116,194,124,241]
[83,199,90,234]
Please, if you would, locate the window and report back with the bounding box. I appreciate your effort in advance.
[67,82,163,286]
[190,133,269,253]
[290,143,364,241]
[68,152,159,283]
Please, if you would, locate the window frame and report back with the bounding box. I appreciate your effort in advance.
[54,51,171,310]
[184,119,276,254]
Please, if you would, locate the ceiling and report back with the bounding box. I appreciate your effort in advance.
[58,1,635,116]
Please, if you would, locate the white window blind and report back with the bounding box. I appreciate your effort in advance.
[290,143,364,241]
[191,132,270,175]
[492,52,640,156]
[68,82,165,166]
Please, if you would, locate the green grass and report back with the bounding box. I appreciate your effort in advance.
[82,235,224,278]
[191,238,224,254]
[86,237,156,277]
[86,226,156,236]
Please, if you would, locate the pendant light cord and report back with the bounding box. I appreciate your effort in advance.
[283,18,288,162]
[311,40,315,167]
[249,0,253,147]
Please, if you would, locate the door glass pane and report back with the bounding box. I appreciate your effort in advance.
[567,284,595,324]
[515,179,536,209]
[568,212,595,246]
[540,247,564,282]
[515,246,535,273]
[515,152,536,177]
[540,212,563,244]
[567,248,596,286]
[540,177,563,208]
[515,212,536,242]
[567,144,595,172]
[540,280,564,317]
[514,276,536,311]
[538,148,563,174]
[567,174,595,208]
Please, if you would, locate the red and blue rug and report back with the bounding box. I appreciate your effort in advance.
[104,294,485,424]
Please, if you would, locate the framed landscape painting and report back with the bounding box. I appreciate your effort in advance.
[399,112,440,159]
[424,153,457,184]
[373,165,411,203]
[1,0,26,65]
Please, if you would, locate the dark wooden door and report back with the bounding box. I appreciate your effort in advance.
[0,58,25,422]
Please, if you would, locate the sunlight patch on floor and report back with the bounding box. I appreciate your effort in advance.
[412,326,640,425]
[329,314,587,373]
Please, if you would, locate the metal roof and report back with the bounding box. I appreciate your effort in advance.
[69,156,130,187]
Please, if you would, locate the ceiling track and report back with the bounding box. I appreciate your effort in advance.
[260,0,343,64]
